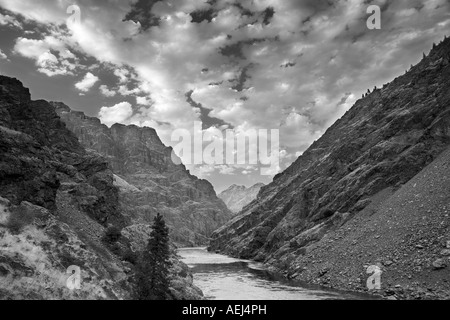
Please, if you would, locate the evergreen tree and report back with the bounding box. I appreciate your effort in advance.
[136,213,172,300]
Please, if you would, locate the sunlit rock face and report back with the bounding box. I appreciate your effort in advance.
[218,183,265,214]
[53,102,232,247]
[209,38,450,299]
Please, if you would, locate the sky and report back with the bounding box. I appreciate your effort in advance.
[0,0,449,193]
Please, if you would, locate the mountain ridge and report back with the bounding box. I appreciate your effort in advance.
[0,75,204,299]
[218,183,265,214]
[52,101,232,247]
[209,37,450,299]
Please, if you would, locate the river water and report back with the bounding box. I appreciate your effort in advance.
[178,247,373,300]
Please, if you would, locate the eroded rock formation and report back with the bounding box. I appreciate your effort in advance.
[53,102,232,247]
[0,76,203,300]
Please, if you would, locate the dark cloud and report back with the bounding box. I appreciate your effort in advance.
[232,2,254,18]
[190,8,217,23]
[262,7,275,25]
[229,64,254,92]
[208,81,223,86]
[281,61,296,68]
[337,93,353,107]
[185,90,231,130]
[123,0,162,31]
[291,0,337,18]
[219,38,272,60]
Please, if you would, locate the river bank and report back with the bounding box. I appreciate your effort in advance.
[178,248,378,300]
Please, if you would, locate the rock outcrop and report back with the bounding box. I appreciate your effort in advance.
[52,103,232,247]
[0,76,202,300]
[0,77,122,226]
[219,183,265,214]
[209,38,450,299]
[280,146,450,300]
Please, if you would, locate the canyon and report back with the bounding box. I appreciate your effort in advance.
[52,102,232,247]
[209,38,450,300]
[218,183,265,214]
[1,36,450,301]
[0,76,206,299]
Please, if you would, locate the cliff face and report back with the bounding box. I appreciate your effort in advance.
[209,38,450,299]
[52,103,232,247]
[0,76,202,300]
[219,183,265,214]
[0,77,123,227]
[0,76,128,299]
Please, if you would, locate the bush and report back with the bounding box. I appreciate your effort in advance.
[109,243,122,255]
[102,226,122,245]
[7,206,35,234]
[121,248,139,265]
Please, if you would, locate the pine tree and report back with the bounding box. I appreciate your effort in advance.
[136,213,172,300]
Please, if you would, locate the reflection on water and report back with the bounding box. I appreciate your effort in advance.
[178,247,373,300]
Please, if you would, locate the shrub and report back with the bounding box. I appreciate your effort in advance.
[109,243,122,255]
[121,248,139,265]
[102,226,122,245]
[7,206,35,234]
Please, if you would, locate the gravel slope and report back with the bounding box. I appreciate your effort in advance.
[277,146,450,300]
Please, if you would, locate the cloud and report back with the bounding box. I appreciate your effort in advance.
[196,164,216,177]
[218,165,236,175]
[114,68,130,83]
[118,84,141,96]
[99,84,116,97]
[1,0,450,184]
[0,49,8,60]
[14,36,81,76]
[75,72,99,92]
[0,12,22,28]
[136,96,152,105]
[98,102,133,127]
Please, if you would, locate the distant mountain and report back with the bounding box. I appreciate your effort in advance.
[0,76,203,299]
[219,183,265,214]
[52,102,232,247]
[210,37,450,299]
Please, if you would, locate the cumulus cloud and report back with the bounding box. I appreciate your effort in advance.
[98,102,133,127]
[0,12,22,28]
[218,165,236,175]
[118,84,141,96]
[75,72,99,92]
[114,68,130,83]
[14,36,81,76]
[1,0,450,186]
[0,49,8,60]
[99,84,116,97]
[136,96,152,105]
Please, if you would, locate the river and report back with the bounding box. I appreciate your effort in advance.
[178,247,374,300]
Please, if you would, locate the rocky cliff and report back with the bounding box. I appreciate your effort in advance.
[0,76,202,300]
[52,103,232,247]
[209,38,450,299]
[219,183,265,214]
